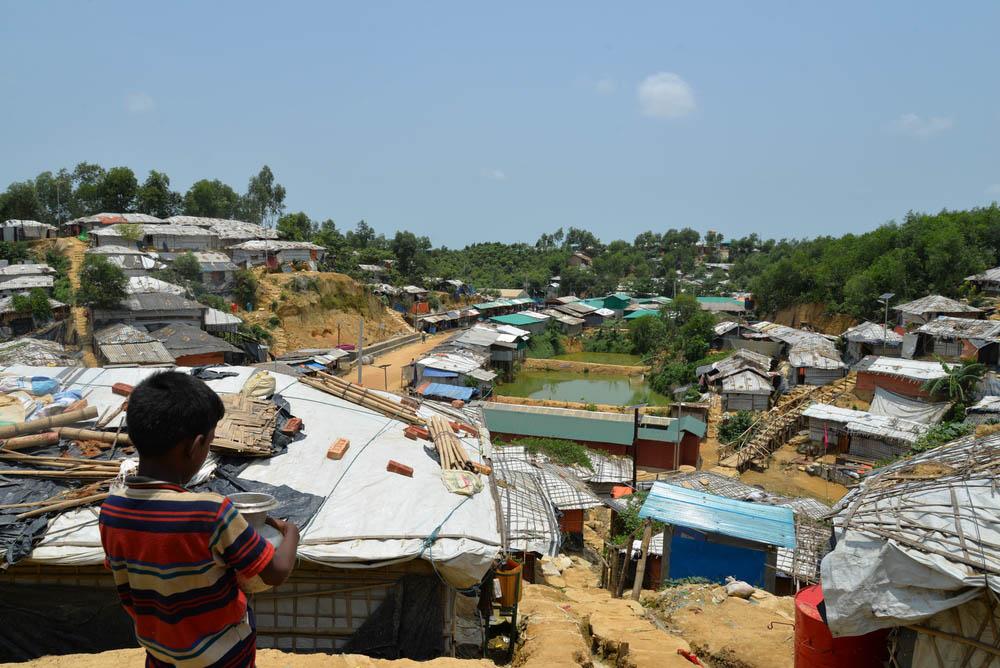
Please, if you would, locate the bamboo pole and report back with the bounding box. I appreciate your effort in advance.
[0,432,60,451]
[57,427,133,446]
[906,624,1000,659]
[0,469,115,480]
[631,520,653,601]
[301,377,422,425]
[317,372,432,425]
[16,492,110,520]
[0,407,99,439]
[615,528,640,599]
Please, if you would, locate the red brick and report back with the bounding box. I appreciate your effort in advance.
[112,383,134,397]
[326,438,350,460]
[280,417,303,434]
[403,426,431,441]
[386,460,413,477]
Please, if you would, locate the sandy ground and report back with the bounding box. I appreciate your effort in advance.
[354,331,451,391]
[741,440,848,504]
[0,649,489,667]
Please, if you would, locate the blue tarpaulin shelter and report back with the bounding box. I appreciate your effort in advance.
[638,481,796,590]
[422,368,459,378]
[419,383,475,401]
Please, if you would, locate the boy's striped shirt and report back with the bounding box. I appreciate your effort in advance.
[99,479,274,667]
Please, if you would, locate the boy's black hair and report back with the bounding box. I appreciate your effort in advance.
[126,372,226,457]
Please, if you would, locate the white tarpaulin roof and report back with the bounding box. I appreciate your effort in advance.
[869,386,951,425]
[821,432,1000,637]
[3,365,502,589]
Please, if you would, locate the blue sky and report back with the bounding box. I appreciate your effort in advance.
[3,1,1000,246]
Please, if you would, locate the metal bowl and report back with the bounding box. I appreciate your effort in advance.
[228,492,279,529]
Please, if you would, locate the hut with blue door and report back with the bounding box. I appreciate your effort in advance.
[637,481,796,592]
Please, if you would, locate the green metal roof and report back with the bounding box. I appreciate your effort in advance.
[579,297,607,309]
[697,296,744,305]
[490,313,541,326]
[624,309,660,320]
[483,404,706,445]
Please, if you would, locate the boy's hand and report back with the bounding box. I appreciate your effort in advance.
[265,516,299,537]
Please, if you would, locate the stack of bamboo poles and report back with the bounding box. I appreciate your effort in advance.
[428,416,473,472]
[301,372,425,426]
[0,450,121,481]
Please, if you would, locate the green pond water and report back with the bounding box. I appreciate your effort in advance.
[551,352,643,365]
[498,370,671,406]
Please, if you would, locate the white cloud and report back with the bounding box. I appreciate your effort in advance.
[125,92,155,113]
[637,72,696,119]
[594,78,616,95]
[888,113,953,138]
[482,168,506,181]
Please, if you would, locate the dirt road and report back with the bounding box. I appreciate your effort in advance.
[354,332,451,391]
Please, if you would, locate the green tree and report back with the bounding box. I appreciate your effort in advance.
[346,220,377,249]
[28,288,52,321]
[172,252,203,283]
[115,223,144,244]
[136,170,182,218]
[390,231,430,279]
[0,181,42,221]
[70,162,106,216]
[629,315,668,355]
[34,169,74,224]
[98,167,139,212]
[243,165,286,227]
[921,359,987,404]
[276,212,314,241]
[232,269,259,310]
[76,256,127,308]
[183,179,241,218]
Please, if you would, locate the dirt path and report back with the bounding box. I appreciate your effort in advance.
[355,332,451,391]
[522,358,650,377]
[0,649,489,667]
[57,238,97,367]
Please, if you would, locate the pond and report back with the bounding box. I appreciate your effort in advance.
[497,370,671,406]
[551,352,643,366]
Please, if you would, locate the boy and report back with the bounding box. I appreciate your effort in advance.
[99,372,300,667]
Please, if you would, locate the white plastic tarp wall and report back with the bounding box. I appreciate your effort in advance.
[869,387,951,425]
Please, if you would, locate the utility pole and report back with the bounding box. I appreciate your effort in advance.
[878,293,895,354]
[378,363,391,391]
[357,317,364,384]
[631,406,640,489]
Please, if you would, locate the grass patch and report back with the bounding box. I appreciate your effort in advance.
[512,437,593,470]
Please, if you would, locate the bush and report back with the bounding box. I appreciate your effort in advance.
[719,410,757,446]
[232,269,259,310]
[266,314,281,328]
[585,322,634,354]
[238,322,273,343]
[514,437,593,470]
[527,320,567,359]
[171,252,202,283]
[76,256,127,308]
[911,422,973,453]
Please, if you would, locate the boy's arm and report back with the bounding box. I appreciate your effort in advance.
[260,516,300,586]
[212,498,275,582]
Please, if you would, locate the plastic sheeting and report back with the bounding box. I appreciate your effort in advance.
[869,387,951,425]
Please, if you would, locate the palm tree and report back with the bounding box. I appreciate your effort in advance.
[921,358,987,403]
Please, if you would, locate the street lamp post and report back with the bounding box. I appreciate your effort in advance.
[878,292,895,353]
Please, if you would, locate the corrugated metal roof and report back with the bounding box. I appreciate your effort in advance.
[720,369,773,394]
[204,307,242,329]
[915,316,1000,341]
[0,276,54,291]
[67,212,165,226]
[228,240,323,251]
[483,403,705,444]
[490,313,540,327]
[126,276,186,295]
[966,267,1000,283]
[968,396,1000,414]
[639,481,796,549]
[84,244,150,256]
[624,309,659,320]
[802,403,870,422]
[0,263,54,277]
[149,323,241,356]
[841,321,903,344]
[856,355,948,381]
[788,339,845,369]
[845,414,928,444]
[894,294,982,315]
[0,295,64,315]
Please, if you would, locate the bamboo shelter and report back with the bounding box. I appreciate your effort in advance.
[822,431,1000,665]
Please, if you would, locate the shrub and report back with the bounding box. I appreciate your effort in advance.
[76,256,126,309]
[719,410,757,446]
[513,437,593,470]
[232,269,259,310]
[911,422,973,453]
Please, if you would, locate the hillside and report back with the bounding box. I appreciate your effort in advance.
[242,270,414,356]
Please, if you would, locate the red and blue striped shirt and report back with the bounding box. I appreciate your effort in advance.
[99,479,274,667]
